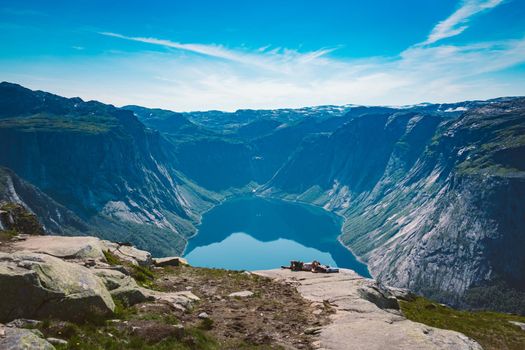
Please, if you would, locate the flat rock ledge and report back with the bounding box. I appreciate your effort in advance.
[255,269,482,350]
[0,235,198,325]
[0,324,54,350]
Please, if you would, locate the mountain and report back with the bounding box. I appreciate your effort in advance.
[123,105,201,135]
[0,81,523,313]
[261,98,525,311]
[0,82,218,255]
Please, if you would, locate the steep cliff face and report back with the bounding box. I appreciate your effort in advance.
[0,83,217,255]
[261,99,525,306]
[0,166,87,235]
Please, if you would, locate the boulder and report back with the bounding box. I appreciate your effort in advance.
[11,236,106,261]
[94,269,150,306]
[102,241,152,266]
[153,257,188,267]
[357,285,400,310]
[0,252,115,322]
[384,285,417,301]
[144,290,200,311]
[0,325,55,350]
[5,319,42,328]
[228,291,254,298]
[509,321,525,331]
[11,235,152,267]
[46,337,67,346]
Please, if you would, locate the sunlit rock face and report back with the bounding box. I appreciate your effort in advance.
[261,98,525,306]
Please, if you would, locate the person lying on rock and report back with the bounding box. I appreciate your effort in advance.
[282,260,339,273]
[282,260,304,271]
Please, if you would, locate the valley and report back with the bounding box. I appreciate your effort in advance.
[0,82,524,315]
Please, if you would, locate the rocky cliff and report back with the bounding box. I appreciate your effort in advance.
[261,99,525,310]
[0,82,218,256]
[0,166,87,235]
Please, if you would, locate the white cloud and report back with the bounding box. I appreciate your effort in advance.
[3,31,524,111]
[100,32,248,62]
[421,0,505,45]
[99,31,335,73]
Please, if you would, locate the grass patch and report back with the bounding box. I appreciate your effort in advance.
[102,250,123,266]
[197,318,214,331]
[102,249,158,288]
[130,264,157,289]
[0,229,17,242]
[36,301,219,350]
[0,114,115,134]
[400,296,525,350]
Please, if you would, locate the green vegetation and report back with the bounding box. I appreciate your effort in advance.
[0,114,115,134]
[103,250,123,266]
[130,264,157,289]
[102,249,158,289]
[0,229,17,242]
[400,297,525,350]
[0,202,44,236]
[30,264,316,349]
[463,280,525,316]
[37,316,218,350]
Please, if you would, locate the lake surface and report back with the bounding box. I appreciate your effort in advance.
[184,197,370,277]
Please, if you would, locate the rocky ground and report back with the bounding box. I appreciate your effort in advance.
[255,269,482,350]
[0,234,524,349]
[0,234,331,349]
[154,266,332,348]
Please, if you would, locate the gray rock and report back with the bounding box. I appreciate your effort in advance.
[384,286,417,301]
[357,285,399,310]
[198,312,209,319]
[94,269,149,306]
[509,320,525,331]
[228,291,254,298]
[102,241,152,266]
[11,235,152,267]
[0,326,55,350]
[0,252,115,322]
[143,290,200,311]
[255,269,482,350]
[12,236,106,261]
[153,256,188,267]
[304,326,322,335]
[46,337,68,346]
[5,319,42,328]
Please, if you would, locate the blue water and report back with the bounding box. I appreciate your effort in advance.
[184,197,370,277]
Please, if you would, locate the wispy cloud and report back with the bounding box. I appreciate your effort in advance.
[99,31,336,72]
[19,34,520,111]
[421,0,505,45]
[5,23,524,111]
[100,32,246,62]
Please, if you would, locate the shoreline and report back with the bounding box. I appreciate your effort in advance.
[183,187,372,278]
[256,191,372,277]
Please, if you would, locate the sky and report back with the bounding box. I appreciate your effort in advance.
[1,0,524,111]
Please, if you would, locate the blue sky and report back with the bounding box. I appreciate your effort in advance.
[1,0,524,111]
